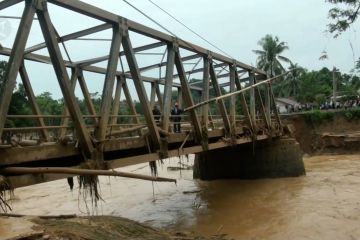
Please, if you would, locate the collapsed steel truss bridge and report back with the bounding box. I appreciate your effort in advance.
[0,0,283,188]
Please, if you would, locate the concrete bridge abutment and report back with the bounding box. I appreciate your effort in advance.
[193,138,305,180]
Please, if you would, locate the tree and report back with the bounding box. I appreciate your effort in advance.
[327,0,360,37]
[297,70,331,103]
[278,63,306,98]
[36,92,63,125]
[253,34,291,76]
[7,83,34,127]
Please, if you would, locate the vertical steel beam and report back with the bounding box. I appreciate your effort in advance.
[122,78,142,134]
[19,63,50,141]
[95,24,122,143]
[229,64,236,130]
[177,87,183,107]
[78,70,98,125]
[36,5,94,157]
[269,83,282,128]
[155,83,163,111]
[111,75,123,125]
[249,71,256,125]
[202,57,210,128]
[150,82,156,109]
[0,1,35,139]
[208,109,215,130]
[58,68,78,140]
[122,33,160,148]
[162,44,175,132]
[254,79,271,129]
[209,62,231,135]
[265,76,271,126]
[174,50,202,141]
[234,68,254,131]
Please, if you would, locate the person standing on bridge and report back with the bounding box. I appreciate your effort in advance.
[171,102,183,133]
[152,105,161,126]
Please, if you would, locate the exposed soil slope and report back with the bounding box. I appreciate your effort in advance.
[283,111,360,154]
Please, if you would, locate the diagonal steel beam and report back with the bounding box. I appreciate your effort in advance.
[74,41,165,67]
[155,82,163,111]
[202,57,210,128]
[19,63,50,141]
[234,67,254,131]
[138,53,200,73]
[59,68,78,140]
[217,72,263,88]
[150,82,156,108]
[172,62,228,81]
[36,4,94,158]
[111,76,123,125]
[209,61,231,136]
[249,71,256,125]
[78,70,98,125]
[0,1,35,140]
[174,49,203,142]
[25,23,112,54]
[229,64,236,130]
[0,47,204,91]
[122,78,142,129]
[48,0,118,23]
[161,44,175,132]
[47,0,266,75]
[122,33,160,149]
[254,78,271,130]
[269,83,282,129]
[95,24,122,144]
[0,0,23,11]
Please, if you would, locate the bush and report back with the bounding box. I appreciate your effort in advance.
[343,109,360,120]
[303,110,334,124]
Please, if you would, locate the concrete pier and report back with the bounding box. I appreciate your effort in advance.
[193,138,305,180]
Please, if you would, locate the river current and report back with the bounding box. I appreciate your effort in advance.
[5,154,360,240]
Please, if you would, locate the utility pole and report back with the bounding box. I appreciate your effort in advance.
[332,66,337,103]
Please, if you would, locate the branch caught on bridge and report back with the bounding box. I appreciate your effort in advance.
[183,70,295,112]
[0,167,176,183]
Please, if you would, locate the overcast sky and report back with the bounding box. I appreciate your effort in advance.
[1,0,360,99]
[79,0,360,71]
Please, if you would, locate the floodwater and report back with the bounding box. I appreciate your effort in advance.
[4,154,360,240]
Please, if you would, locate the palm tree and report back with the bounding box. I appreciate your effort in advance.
[283,63,306,98]
[253,34,291,76]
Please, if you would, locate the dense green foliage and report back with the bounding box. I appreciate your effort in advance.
[327,0,360,37]
[292,67,360,103]
[252,33,360,104]
[343,108,360,120]
[303,110,335,125]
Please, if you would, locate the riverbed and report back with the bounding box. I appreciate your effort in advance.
[3,154,360,240]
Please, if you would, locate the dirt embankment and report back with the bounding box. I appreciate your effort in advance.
[283,111,360,154]
[0,215,230,240]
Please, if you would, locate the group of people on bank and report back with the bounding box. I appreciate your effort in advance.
[152,102,183,133]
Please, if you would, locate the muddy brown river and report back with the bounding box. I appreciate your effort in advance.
[4,154,360,239]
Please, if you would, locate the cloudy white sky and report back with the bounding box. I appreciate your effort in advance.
[1,0,359,99]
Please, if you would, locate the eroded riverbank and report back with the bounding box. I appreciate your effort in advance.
[1,154,360,240]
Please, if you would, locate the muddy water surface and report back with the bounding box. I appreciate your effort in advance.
[4,154,360,240]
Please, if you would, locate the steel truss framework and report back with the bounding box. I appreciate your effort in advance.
[0,0,283,187]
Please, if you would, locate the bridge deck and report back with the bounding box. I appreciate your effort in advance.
[0,120,280,188]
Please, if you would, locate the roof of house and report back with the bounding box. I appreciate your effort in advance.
[276,98,300,106]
